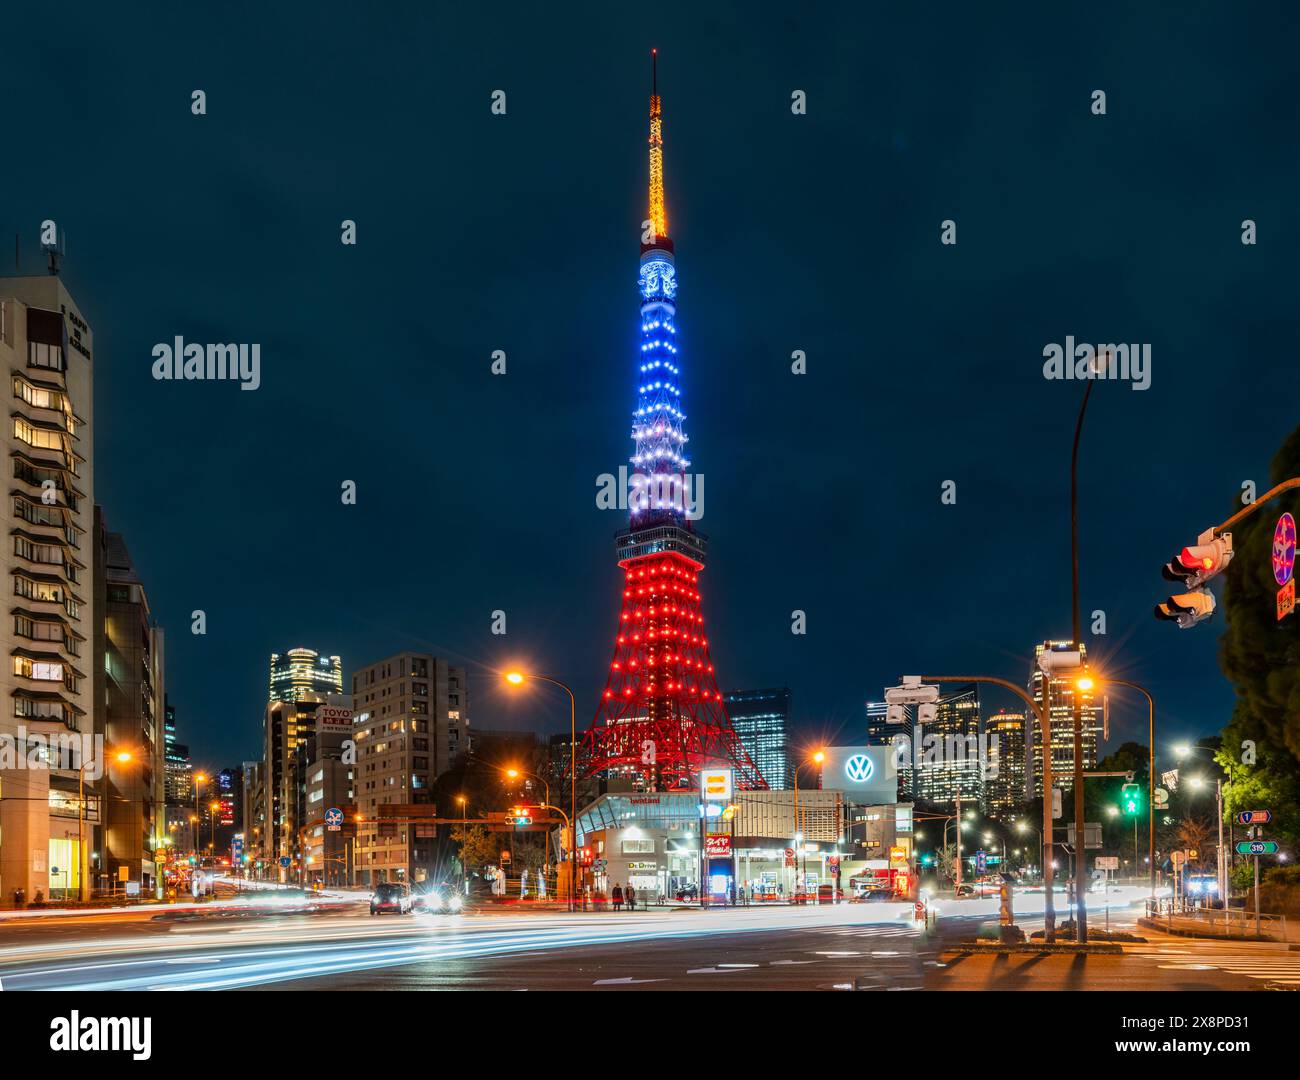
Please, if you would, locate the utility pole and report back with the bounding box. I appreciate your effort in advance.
[1069,374,1097,943]
[954,793,963,888]
[919,675,1056,942]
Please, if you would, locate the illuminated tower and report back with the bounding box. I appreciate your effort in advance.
[579,54,765,791]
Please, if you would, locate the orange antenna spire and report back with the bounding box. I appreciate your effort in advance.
[648,49,667,243]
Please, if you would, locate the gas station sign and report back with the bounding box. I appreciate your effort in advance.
[701,769,733,801]
[704,833,731,857]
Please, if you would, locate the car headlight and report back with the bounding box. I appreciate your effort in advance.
[448,894,463,911]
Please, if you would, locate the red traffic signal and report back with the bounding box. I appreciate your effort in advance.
[1162,533,1233,589]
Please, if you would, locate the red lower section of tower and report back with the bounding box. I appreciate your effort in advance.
[580,549,766,790]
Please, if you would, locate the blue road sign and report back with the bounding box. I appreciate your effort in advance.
[279,856,291,867]
[325,807,344,829]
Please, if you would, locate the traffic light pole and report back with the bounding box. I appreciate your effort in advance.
[921,675,1057,942]
[1099,680,1155,899]
[1212,476,1300,536]
[1069,376,1095,945]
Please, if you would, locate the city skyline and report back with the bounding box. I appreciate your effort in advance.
[2,8,1289,775]
[0,1,1298,1017]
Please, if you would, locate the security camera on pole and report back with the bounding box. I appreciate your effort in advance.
[883,677,939,715]
[1155,530,1233,628]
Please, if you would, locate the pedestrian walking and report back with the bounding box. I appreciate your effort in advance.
[612,883,624,911]
[626,884,636,911]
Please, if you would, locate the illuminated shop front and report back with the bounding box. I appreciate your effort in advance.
[575,789,912,901]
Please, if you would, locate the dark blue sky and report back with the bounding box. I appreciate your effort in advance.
[5,3,1297,771]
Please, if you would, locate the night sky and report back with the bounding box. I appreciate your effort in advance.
[4,3,1297,772]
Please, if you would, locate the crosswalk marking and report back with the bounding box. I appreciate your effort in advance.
[1126,940,1300,984]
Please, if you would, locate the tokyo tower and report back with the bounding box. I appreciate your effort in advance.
[578,52,767,792]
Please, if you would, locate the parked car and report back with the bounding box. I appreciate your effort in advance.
[674,884,699,901]
[370,882,412,915]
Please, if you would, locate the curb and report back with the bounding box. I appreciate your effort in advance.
[1136,916,1289,944]
[945,943,1125,956]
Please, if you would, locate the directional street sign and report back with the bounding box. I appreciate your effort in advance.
[1235,810,1272,826]
[1236,840,1279,856]
[279,856,291,867]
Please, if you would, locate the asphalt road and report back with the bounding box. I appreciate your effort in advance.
[0,896,1288,991]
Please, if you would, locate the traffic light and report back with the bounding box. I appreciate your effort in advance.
[1154,589,1216,628]
[1162,534,1233,588]
[1120,783,1142,816]
[505,805,534,826]
[1156,531,1232,628]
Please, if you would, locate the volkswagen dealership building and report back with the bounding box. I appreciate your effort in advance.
[572,746,913,902]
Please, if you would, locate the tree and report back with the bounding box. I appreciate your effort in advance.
[1218,424,1300,851]
[450,825,500,872]
[1175,816,1213,872]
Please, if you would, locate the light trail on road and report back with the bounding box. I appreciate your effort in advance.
[0,887,1155,991]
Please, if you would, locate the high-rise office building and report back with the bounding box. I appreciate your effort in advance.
[982,709,1028,819]
[1028,640,1101,795]
[268,648,342,703]
[0,276,97,905]
[868,696,909,748]
[95,511,167,894]
[263,694,349,873]
[164,696,192,806]
[352,652,467,885]
[723,688,791,789]
[909,682,984,809]
[241,760,266,870]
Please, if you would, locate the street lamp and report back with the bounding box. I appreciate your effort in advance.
[792,747,825,899]
[79,748,133,903]
[503,669,577,912]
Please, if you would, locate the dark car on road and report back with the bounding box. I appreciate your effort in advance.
[370,882,412,915]
[674,884,699,901]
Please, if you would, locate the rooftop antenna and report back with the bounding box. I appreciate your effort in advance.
[647,49,668,245]
[44,229,63,276]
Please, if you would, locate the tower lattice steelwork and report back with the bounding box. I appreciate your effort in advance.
[579,53,766,791]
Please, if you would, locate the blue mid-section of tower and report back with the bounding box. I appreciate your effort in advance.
[630,243,691,526]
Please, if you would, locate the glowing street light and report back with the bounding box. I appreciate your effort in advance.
[80,748,135,903]
[502,668,577,910]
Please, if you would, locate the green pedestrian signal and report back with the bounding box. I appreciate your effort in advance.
[1120,783,1142,816]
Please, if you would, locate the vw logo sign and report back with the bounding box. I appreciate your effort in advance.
[844,754,874,784]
